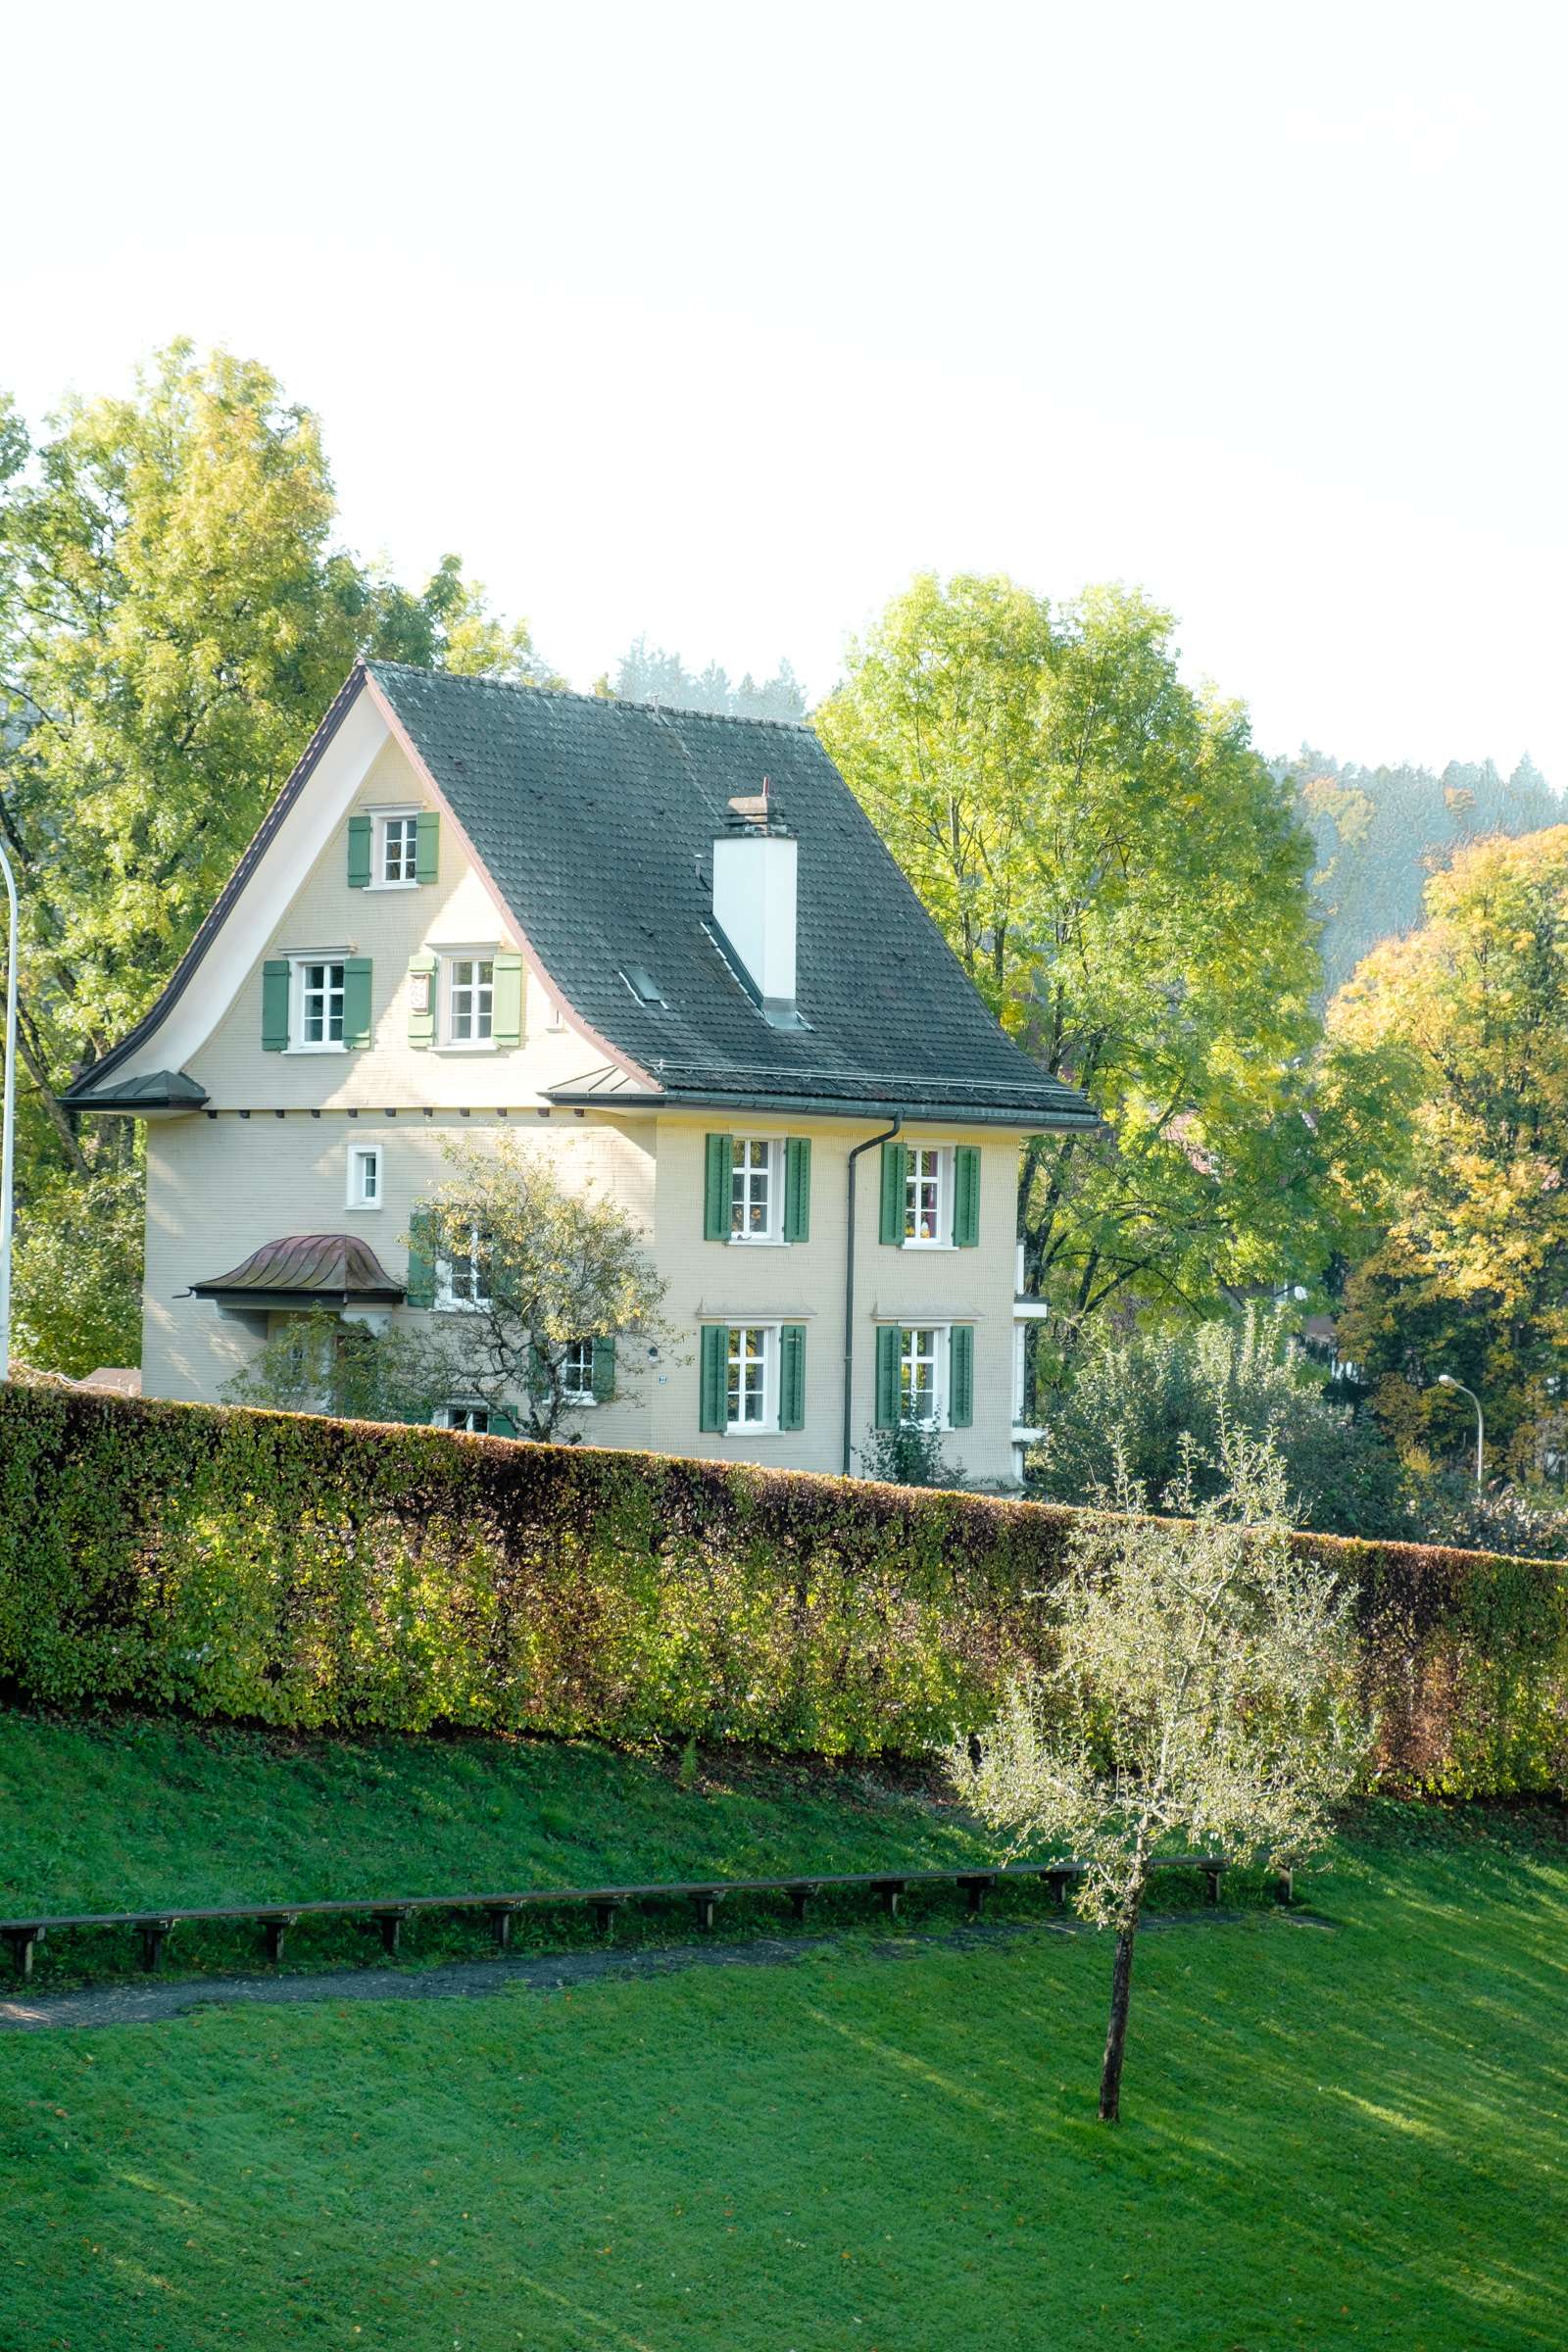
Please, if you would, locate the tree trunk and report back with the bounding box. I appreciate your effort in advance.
[1099,1907,1142,2124]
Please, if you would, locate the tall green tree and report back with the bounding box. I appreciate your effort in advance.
[0,342,544,1369]
[817,574,1326,1358]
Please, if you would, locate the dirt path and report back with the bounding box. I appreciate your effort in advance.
[0,1907,1327,2034]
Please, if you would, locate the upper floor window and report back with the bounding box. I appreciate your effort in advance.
[380,812,419,886]
[730,1138,778,1241]
[880,1141,979,1249]
[436,1222,492,1310]
[563,1337,596,1403]
[444,956,495,1046]
[298,958,345,1050]
[906,1148,945,1245]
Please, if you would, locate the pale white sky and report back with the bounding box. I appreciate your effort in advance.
[4,1,1563,777]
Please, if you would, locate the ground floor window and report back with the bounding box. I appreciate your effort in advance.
[563,1337,596,1403]
[438,1401,491,1434]
[727,1324,771,1430]
[900,1325,944,1426]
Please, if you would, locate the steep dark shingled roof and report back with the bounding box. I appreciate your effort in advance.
[368,662,1096,1129]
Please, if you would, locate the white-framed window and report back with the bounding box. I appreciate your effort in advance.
[374,810,420,888]
[900,1325,946,1427]
[436,1222,492,1311]
[727,1324,773,1431]
[346,1142,382,1210]
[563,1337,596,1404]
[442,953,495,1046]
[730,1137,781,1242]
[294,957,346,1051]
[905,1148,949,1246]
[438,1401,491,1434]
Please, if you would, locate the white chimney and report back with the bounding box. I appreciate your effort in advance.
[711,779,799,1019]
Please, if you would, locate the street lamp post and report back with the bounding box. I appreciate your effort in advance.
[0,838,16,1381]
[1437,1372,1485,1492]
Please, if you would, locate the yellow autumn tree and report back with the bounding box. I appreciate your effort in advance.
[1325,825,1568,1471]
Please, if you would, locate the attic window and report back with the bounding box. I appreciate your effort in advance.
[619,965,666,1006]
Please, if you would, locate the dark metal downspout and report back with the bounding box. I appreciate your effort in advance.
[843,1113,903,1476]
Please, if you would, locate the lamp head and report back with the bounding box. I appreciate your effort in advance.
[1437,1373,1456,1388]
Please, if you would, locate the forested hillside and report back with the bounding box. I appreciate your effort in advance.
[1278,747,1559,992]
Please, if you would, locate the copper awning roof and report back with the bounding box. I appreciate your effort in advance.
[190,1234,405,1306]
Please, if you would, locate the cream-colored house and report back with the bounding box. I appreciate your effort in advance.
[66,661,1096,1487]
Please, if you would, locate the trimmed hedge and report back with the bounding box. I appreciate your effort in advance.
[2,1383,1566,1792]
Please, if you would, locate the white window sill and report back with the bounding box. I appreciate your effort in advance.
[432,1041,499,1054]
[727,1234,787,1248]
[564,1394,597,1409]
[367,878,420,893]
[285,1043,348,1055]
[433,1298,492,1315]
[903,1240,956,1252]
[723,1424,783,1439]
[345,1202,383,1214]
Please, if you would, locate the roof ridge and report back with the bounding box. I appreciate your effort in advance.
[365,657,812,735]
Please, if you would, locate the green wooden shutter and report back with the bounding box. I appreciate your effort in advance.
[408,953,437,1050]
[778,1324,806,1431]
[879,1140,905,1246]
[347,814,372,889]
[954,1146,981,1248]
[405,1210,435,1309]
[704,1135,730,1241]
[592,1335,616,1402]
[699,1326,729,1431]
[783,1137,811,1242]
[874,1325,903,1430]
[416,809,439,885]
[262,959,291,1052]
[492,950,524,1048]
[489,1404,518,1440]
[949,1325,974,1429]
[343,956,373,1050]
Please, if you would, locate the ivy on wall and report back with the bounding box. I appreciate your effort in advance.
[0,1387,1563,1794]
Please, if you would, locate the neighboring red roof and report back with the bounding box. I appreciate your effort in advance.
[191,1234,405,1301]
[74,1367,142,1397]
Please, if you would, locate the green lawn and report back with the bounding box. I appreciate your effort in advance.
[1,1714,1565,2346]
[0,1708,1036,1985]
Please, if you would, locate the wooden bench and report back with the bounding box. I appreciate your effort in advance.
[0,1852,1293,1980]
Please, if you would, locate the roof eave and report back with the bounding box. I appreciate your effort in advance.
[545,1084,1102,1132]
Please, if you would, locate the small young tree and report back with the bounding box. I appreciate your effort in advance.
[858,1419,965,1490]
[421,1138,675,1439]
[225,1307,462,1426]
[950,1432,1368,2123]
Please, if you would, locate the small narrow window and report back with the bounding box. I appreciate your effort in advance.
[726,1325,771,1430]
[296,959,346,1049]
[563,1337,596,1403]
[380,813,419,886]
[445,956,495,1045]
[346,1142,382,1209]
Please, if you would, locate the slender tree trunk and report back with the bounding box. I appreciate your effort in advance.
[1099,1898,1143,2124]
